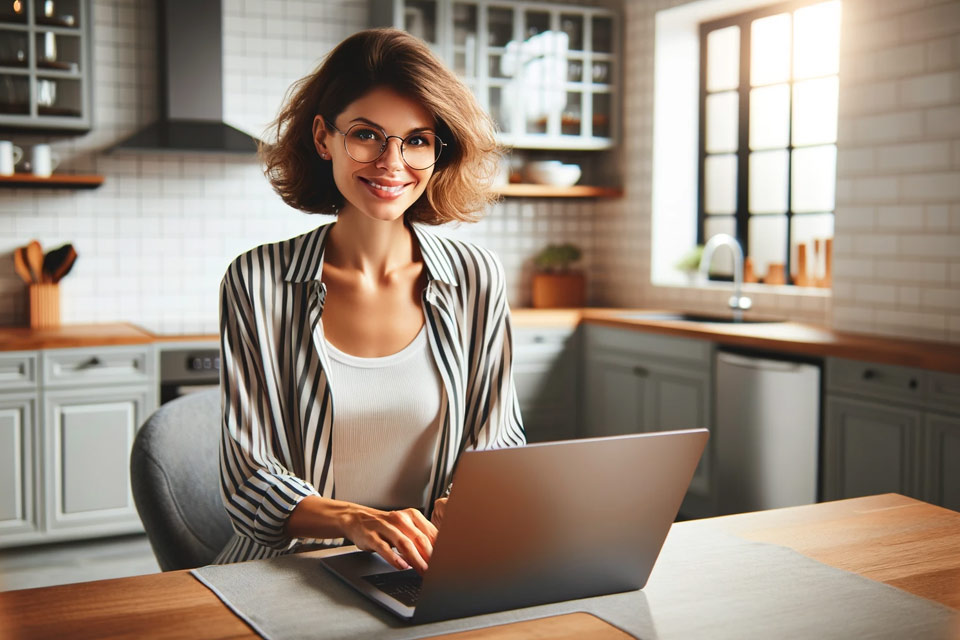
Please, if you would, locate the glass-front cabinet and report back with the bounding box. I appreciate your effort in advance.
[372,0,619,150]
[0,0,91,131]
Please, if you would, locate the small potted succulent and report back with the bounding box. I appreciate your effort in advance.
[531,243,585,308]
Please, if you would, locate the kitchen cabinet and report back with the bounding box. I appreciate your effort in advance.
[512,326,579,442]
[824,357,960,510]
[0,0,93,131]
[823,396,922,501]
[371,0,619,150]
[0,352,40,543]
[924,413,960,512]
[582,325,713,516]
[0,345,156,548]
[43,385,151,535]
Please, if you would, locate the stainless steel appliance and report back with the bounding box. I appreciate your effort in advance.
[159,346,220,405]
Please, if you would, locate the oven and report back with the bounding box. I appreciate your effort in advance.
[158,346,221,405]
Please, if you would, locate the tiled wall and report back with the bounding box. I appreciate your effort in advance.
[617,0,960,343]
[831,0,960,343]
[0,0,602,334]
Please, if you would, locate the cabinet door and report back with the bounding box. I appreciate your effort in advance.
[823,396,922,501]
[646,367,712,496]
[43,386,150,535]
[924,413,960,512]
[0,394,38,541]
[513,328,578,442]
[583,348,648,437]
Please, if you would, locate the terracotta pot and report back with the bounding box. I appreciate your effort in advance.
[532,272,585,308]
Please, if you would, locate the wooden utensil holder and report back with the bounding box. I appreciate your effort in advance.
[29,283,60,328]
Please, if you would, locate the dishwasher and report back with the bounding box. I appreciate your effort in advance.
[715,349,821,515]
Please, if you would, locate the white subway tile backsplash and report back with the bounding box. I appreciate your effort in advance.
[900,172,960,201]
[899,234,960,258]
[875,141,951,172]
[926,105,960,135]
[899,1,960,42]
[852,111,925,144]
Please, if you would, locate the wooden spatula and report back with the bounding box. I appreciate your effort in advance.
[13,246,34,284]
[25,240,44,283]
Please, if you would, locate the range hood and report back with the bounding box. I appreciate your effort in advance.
[112,0,257,154]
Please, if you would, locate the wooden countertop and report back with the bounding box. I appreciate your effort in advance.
[1,311,958,373]
[0,323,155,351]
[0,495,956,639]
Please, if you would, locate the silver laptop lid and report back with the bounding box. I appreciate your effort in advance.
[412,428,708,622]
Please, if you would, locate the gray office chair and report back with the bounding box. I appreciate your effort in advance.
[131,389,234,571]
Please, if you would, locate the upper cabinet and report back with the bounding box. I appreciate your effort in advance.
[372,0,619,150]
[0,0,92,132]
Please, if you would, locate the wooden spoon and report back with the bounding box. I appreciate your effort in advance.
[13,246,34,284]
[52,245,77,283]
[25,240,44,284]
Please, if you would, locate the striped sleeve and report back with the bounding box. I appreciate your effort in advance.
[462,248,526,451]
[218,259,320,550]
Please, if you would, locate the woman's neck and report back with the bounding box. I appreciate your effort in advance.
[325,210,417,281]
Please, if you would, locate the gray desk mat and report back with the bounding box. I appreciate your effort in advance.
[191,526,957,640]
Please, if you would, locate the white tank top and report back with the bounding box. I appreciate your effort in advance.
[325,325,445,511]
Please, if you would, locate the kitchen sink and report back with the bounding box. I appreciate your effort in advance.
[615,311,786,324]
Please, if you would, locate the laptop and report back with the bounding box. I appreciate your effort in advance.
[320,428,708,623]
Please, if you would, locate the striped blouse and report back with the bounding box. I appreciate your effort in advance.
[214,221,526,564]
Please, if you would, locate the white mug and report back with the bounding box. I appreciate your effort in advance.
[0,141,23,176]
[31,144,60,178]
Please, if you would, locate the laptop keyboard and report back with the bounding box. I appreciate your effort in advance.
[362,569,423,607]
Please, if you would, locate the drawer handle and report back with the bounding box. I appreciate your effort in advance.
[862,369,877,381]
[533,336,546,344]
[909,378,918,390]
[81,357,105,369]
[632,366,649,377]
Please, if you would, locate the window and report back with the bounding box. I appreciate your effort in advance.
[698,0,840,286]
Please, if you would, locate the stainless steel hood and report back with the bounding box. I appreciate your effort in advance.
[112,0,257,154]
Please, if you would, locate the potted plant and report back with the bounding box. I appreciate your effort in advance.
[531,243,585,308]
[674,245,704,284]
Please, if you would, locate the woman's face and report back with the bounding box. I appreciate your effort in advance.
[315,87,437,224]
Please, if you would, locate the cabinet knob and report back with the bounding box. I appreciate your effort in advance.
[632,366,649,377]
[862,369,877,380]
[909,378,918,390]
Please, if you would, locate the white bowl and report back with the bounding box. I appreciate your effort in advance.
[525,161,582,187]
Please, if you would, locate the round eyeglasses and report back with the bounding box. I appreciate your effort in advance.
[325,119,446,171]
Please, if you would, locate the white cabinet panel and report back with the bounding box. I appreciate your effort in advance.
[924,413,960,512]
[44,386,150,533]
[0,395,38,539]
[823,396,921,501]
[0,352,38,391]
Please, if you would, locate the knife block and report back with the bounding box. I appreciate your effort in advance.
[28,283,60,328]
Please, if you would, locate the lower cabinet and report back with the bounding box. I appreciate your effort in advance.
[0,394,39,542]
[43,386,152,537]
[512,326,579,443]
[824,358,960,511]
[823,396,922,501]
[583,326,713,516]
[0,346,156,548]
[923,413,960,512]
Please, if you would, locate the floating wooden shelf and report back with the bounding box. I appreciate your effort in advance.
[0,173,105,189]
[494,184,622,198]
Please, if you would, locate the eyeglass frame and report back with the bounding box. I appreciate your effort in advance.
[323,119,447,170]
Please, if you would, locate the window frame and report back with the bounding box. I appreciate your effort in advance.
[697,0,838,286]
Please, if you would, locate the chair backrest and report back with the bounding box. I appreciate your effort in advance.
[131,389,233,571]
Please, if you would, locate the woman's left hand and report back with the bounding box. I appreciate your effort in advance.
[431,497,448,528]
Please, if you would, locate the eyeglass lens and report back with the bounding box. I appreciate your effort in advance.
[343,125,441,170]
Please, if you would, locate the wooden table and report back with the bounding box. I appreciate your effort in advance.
[1,494,957,639]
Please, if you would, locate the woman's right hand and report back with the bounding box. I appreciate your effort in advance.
[338,505,438,575]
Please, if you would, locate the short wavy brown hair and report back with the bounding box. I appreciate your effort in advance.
[261,28,500,224]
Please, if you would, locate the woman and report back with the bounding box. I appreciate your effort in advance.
[215,29,525,574]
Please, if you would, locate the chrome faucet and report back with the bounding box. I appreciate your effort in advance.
[698,234,752,321]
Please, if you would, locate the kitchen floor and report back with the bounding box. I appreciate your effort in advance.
[0,535,160,591]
